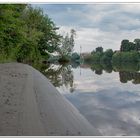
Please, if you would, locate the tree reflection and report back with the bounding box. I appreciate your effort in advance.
[119,71,140,84]
[33,61,140,93]
[90,63,103,75]
[112,62,140,84]
[86,61,140,84]
[42,63,75,92]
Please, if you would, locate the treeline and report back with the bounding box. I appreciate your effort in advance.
[84,39,140,64]
[0,4,77,63]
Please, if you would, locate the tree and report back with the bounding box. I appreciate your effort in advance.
[0,4,62,62]
[100,49,113,63]
[91,50,95,55]
[96,46,103,53]
[38,13,61,56]
[112,51,139,63]
[120,39,136,52]
[134,38,140,51]
[69,29,76,53]
[0,4,27,57]
[58,29,76,62]
[120,39,130,52]
[104,49,113,57]
[129,42,136,51]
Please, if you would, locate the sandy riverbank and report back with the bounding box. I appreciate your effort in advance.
[0,63,101,136]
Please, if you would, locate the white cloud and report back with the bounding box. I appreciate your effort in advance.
[58,25,140,52]
[52,4,140,52]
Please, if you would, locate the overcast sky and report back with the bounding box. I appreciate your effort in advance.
[33,4,140,53]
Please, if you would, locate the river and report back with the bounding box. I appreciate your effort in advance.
[37,62,140,136]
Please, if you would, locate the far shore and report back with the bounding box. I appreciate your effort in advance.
[0,62,101,136]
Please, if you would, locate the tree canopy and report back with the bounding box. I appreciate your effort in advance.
[0,4,62,63]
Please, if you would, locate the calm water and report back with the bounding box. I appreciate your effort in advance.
[38,62,140,136]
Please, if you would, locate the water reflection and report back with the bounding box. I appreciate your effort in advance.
[84,62,140,84]
[34,62,140,135]
[90,62,113,74]
[39,63,75,92]
[36,62,140,85]
[66,89,140,136]
[119,71,140,84]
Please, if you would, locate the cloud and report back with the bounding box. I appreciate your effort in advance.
[58,25,140,52]
[33,4,140,52]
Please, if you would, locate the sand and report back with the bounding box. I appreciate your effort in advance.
[0,63,101,136]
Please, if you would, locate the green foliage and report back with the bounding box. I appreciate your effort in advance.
[112,51,140,63]
[95,46,103,53]
[0,4,27,56]
[58,29,76,56]
[120,40,130,51]
[120,39,140,52]
[100,49,113,63]
[58,29,76,62]
[91,52,102,62]
[37,12,62,55]
[134,38,140,51]
[0,4,61,63]
[89,47,112,63]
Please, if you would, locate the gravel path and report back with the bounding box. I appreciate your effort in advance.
[0,63,101,136]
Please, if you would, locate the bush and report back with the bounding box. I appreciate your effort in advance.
[112,51,140,63]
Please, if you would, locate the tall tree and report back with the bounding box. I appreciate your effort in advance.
[58,29,76,57]
[96,46,103,53]
[38,13,61,56]
[120,39,130,52]
[134,38,140,51]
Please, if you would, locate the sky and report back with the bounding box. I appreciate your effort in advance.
[33,4,140,53]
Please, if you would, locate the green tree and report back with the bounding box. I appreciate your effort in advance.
[0,4,27,58]
[112,51,139,63]
[120,39,136,52]
[38,14,61,57]
[134,38,140,51]
[100,49,113,63]
[0,4,62,63]
[120,39,130,52]
[16,6,44,62]
[96,46,103,53]
[58,29,76,62]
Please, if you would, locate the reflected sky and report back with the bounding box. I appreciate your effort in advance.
[39,62,140,136]
[56,67,140,136]
[57,68,140,94]
[65,90,140,135]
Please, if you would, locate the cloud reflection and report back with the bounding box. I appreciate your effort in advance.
[66,88,140,136]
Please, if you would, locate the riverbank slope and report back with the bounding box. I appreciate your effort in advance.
[0,63,101,136]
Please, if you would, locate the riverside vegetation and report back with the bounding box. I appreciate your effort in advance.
[0,4,140,68]
[84,39,140,66]
[0,4,79,64]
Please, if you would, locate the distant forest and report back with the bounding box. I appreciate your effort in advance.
[84,39,140,64]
